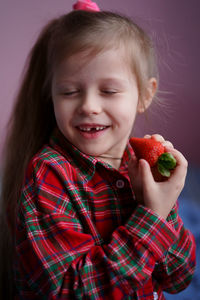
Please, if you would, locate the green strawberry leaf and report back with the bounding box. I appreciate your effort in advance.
[157,152,177,177]
[157,164,171,177]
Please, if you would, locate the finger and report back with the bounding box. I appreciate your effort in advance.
[163,141,174,149]
[144,134,174,150]
[167,148,188,185]
[167,148,187,167]
[139,159,155,187]
[128,156,139,177]
[151,134,165,142]
[146,134,174,148]
[144,134,151,139]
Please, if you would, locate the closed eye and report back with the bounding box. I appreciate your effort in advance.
[63,90,79,96]
[101,90,118,95]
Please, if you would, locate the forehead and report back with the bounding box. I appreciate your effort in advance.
[53,46,132,79]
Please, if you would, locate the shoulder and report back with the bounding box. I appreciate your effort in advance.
[32,144,67,166]
[26,144,75,183]
[20,145,80,218]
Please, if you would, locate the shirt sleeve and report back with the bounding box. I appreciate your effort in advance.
[15,159,196,299]
[152,203,196,293]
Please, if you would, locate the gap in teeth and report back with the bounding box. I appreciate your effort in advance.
[79,126,106,132]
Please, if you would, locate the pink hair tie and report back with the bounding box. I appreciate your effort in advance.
[73,0,100,12]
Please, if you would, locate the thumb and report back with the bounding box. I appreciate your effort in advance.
[139,159,155,186]
[128,155,139,178]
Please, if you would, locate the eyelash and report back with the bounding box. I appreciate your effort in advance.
[61,90,118,97]
[101,90,117,95]
[63,91,79,96]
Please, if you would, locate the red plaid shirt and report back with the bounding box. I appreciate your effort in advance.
[14,128,196,299]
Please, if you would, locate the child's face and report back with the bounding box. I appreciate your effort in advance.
[52,48,140,162]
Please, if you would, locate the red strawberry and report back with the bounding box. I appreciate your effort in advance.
[129,137,176,177]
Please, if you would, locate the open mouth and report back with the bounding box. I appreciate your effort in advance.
[78,126,108,132]
[76,124,110,138]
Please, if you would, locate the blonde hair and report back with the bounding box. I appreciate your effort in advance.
[46,11,158,100]
[0,10,158,297]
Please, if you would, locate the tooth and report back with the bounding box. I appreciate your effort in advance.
[80,127,91,131]
[79,126,107,132]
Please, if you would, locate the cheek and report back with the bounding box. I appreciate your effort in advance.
[115,101,137,124]
[53,101,71,126]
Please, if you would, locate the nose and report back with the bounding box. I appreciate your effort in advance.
[77,91,102,115]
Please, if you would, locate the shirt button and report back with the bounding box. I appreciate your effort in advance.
[116,179,125,188]
[153,292,158,300]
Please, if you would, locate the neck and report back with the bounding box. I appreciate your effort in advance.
[96,154,122,169]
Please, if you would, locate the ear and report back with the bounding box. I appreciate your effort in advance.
[137,77,157,113]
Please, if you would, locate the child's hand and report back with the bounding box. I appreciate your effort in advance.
[128,134,188,219]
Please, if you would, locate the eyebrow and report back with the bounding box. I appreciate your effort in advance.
[53,75,132,91]
[56,78,126,84]
[100,77,130,88]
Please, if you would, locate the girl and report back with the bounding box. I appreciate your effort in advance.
[0,1,196,299]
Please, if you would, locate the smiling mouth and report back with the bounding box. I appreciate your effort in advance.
[78,125,108,132]
[76,124,110,133]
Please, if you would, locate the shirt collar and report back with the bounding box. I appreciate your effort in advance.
[50,128,97,182]
[49,127,134,181]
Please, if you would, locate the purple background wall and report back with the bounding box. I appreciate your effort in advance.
[1,0,200,166]
[1,2,200,297]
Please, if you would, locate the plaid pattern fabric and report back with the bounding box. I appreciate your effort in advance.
[14,128,196,299]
